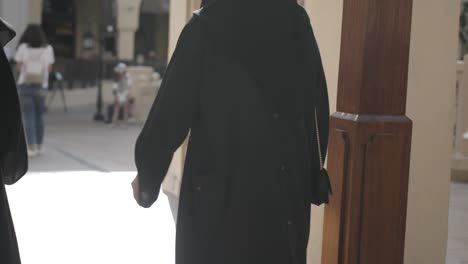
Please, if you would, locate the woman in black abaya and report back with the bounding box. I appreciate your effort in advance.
[133,1,330,263]
[0,18,28,264]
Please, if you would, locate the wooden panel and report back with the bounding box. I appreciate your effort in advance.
[323,114,412,264]
[322,118,352,264]
[359,126,412,263]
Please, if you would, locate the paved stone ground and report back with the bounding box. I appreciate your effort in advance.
[33,105,140,173]
[4,87,468,263]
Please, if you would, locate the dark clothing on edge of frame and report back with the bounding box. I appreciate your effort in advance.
[0,18,28,264]
[134,5,329,264]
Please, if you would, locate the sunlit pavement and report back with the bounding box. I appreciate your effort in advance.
[5,102,177,264]
[7,172,176,264]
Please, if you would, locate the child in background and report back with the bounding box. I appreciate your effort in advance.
[112,63,132,128]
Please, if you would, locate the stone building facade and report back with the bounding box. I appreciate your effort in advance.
[0,0,169,62]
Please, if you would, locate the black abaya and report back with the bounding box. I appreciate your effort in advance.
[0,18,28,264]
[135,5,329,264]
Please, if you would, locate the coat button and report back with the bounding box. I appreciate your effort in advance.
[281,164,287,172]
[288,220,292,225]
[272,113,279,119]
[195,184,202,192]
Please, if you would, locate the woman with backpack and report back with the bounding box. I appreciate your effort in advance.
[15,24,55,157]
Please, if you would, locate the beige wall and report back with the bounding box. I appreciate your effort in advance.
[187,0,202,18]
[168,0,189,58]
[167,0,201,58]
[28,0,42,24]
[303,1,343,263]
[405,0,459,263]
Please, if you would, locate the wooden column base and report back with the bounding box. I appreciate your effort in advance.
[322,112,412,264]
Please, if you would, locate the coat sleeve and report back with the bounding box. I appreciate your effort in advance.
[0,50,28,185]
[135,19,202,208]
[306,52,329,168]
[302,10,331,201]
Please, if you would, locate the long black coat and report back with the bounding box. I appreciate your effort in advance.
[135,7,329,264]
[0,18,28,264]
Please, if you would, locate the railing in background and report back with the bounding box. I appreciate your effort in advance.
[453,56,468,182]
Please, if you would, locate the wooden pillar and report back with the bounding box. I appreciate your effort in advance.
[322,1,414,264]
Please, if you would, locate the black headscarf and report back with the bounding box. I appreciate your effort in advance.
[199,0,308,113]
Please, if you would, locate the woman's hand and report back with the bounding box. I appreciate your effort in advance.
[132,175,140,204]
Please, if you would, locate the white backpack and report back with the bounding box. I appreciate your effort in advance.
[24,48,46,84]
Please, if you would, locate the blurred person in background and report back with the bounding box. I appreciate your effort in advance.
[112,62,133,128]
[15,24,55,158]
[132,0,330,263]
[0,17,29,264]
